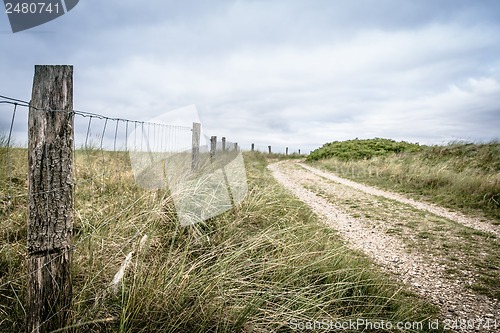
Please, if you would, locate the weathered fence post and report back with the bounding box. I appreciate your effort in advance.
[27,65,74,333]
[298,149,301,155]
[268,145,272,154]
[191,122,201,171]
[251,143,254,151]
[210,136,217,162]
[222,137,226,152]
[286,147,288,155]
[234,142,238,151]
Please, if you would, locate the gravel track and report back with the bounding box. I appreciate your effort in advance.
[268,161,499,332]
[298,163,500,237]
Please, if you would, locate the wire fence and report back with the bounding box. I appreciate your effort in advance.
[0,91,249,331]
[0,75,308,330]
[250,143,304,155]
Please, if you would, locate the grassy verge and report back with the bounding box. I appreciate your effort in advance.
[1,149,440,332]
[308,140,500,222]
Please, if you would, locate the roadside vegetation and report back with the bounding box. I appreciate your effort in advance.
[307,139,500,221]
[0,146,440,332]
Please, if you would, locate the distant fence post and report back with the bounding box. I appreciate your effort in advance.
[27,65,74,333]
[191,122,201,171]
[222,137,226,151]
[298,149,301,155]
[234,142,238,151]
[286,147,288,155]
[210,136,217,161]
[268,145,272,154]
[251,143,254,151]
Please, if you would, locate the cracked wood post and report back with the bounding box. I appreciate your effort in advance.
[27,65,74,333]
[191,122,201,171]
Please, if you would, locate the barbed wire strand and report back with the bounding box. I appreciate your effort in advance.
[0,97,191,132]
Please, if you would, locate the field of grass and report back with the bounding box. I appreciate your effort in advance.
[0,147,441,332]
[308,139,500,222]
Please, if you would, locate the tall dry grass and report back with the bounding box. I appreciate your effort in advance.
[1,149,440,332]
[311,142,500,221]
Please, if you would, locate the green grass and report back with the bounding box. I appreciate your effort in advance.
[1,148,441,332]
[309,139,500,221]
[307,138,422,161]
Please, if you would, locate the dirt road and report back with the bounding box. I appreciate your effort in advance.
[269,160,499,331]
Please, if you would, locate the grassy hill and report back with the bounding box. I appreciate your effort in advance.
[308,139,500,221]
[307,138,422,161]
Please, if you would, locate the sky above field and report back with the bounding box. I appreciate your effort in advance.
[1,0,500,153]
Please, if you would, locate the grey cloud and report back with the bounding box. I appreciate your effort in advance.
[2,0,500,150]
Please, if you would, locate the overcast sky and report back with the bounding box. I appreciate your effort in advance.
[1,0,499,153]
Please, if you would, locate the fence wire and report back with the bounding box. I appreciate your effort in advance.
[0,94,251,331]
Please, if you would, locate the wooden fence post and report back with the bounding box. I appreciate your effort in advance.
[191,122,201,171]
[286,147,288,155]
[222,137,226,152]
[268,145,271,154]
[234,142,238,151]
[210,136,217,162]
[27,65,74,333]
[251,143,254,151]
[298,149,301,155]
